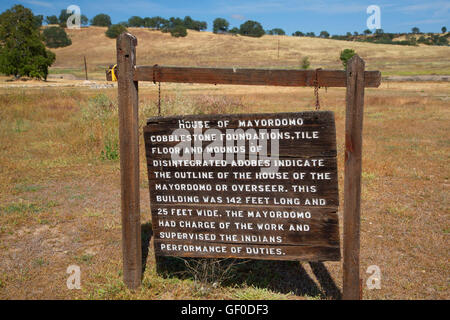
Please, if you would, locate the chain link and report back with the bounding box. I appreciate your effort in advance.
[313,68,321,110]
[153,64,161,116]
[158,81,161,116]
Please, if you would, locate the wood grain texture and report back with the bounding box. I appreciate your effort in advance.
[117,32,142,290]
[152,205,340,246]
[154,240,341,261]
[343,55,365,300]
[144,111,340,262]
[134,66,381,88]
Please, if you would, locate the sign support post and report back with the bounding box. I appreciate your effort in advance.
[117,33,142,290]
[343,55,365,300]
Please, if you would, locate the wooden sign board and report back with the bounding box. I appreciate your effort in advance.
[144,111,340,262]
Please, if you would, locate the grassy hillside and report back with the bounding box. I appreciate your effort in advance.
[50,27,450,78]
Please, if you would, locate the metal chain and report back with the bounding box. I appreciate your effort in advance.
[153,64,161,116]
[313,68,321,110]
[158,81,161,116]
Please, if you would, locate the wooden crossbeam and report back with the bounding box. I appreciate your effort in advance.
[134,65,381,88]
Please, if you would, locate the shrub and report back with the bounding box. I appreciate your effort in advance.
[301,57,310,70]
[43,26,72,48]
[105,24,128,39]
[170,25,187,37]
[340,49,356,69]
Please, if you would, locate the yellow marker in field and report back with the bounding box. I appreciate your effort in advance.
[111,64,118,82]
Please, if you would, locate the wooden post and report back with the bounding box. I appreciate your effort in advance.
[117,33,142,289]
[84,56,88,81]
[343,55,365,300]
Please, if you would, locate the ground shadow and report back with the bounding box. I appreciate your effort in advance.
[155,256,342,299]
[141,222,153,273]
[309,262,342,300]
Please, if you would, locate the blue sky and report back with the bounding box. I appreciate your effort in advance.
[2,0,449,34]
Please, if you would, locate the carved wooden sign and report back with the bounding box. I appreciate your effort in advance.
[143,111,340,261]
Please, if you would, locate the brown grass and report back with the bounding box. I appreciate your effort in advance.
[0,79,448,299]
[49,27,450,77]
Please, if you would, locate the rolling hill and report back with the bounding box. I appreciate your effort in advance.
[49,27,450,79]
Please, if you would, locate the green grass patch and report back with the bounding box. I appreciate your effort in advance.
[33,258,48,267]
[14,184,43,193]
[75,254,94,265]
[1,202,42,214]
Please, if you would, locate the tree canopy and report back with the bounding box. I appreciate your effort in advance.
[213,18,229,33]
[91,14,112,27]
[319,30,330,38]
[0,5,55,79]
[170,24,187,37]
[45,15,58,25]
[43,26,72,48]
[239,20,265,37]
[106,24,128,39]
[268,28,285,35]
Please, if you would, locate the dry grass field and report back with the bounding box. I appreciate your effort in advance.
[50,27,450,79]
[0,27,449,300]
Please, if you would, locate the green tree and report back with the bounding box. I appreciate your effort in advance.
[319,30,330,38]
[442,26,447,33]
[0,5,55,79]
[151,16,168,30]
[191,20,207,31]
[229,27,239,35]
[34,15,43,27]
[239,20,265,37]
[213,18,229,33]
[81,15,89,26]
[411,27,420,34]
[268,28,285,35]
[340,49,356,70]
[292,31,304,37]
[183,16,195,29]
[128,16,144,27]
[43,26,72,48]
[363,29,372,35]
[306,32,315,37]
[105,24,128,39]
[45,15,59,25]
[58,9,71,27]
[91,14,112,27]
[170,24,187,37]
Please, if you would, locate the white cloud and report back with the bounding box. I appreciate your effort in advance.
[231,14,245,21]
[22,0,53,8]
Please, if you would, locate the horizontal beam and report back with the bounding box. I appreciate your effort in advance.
[134,66,381,88]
